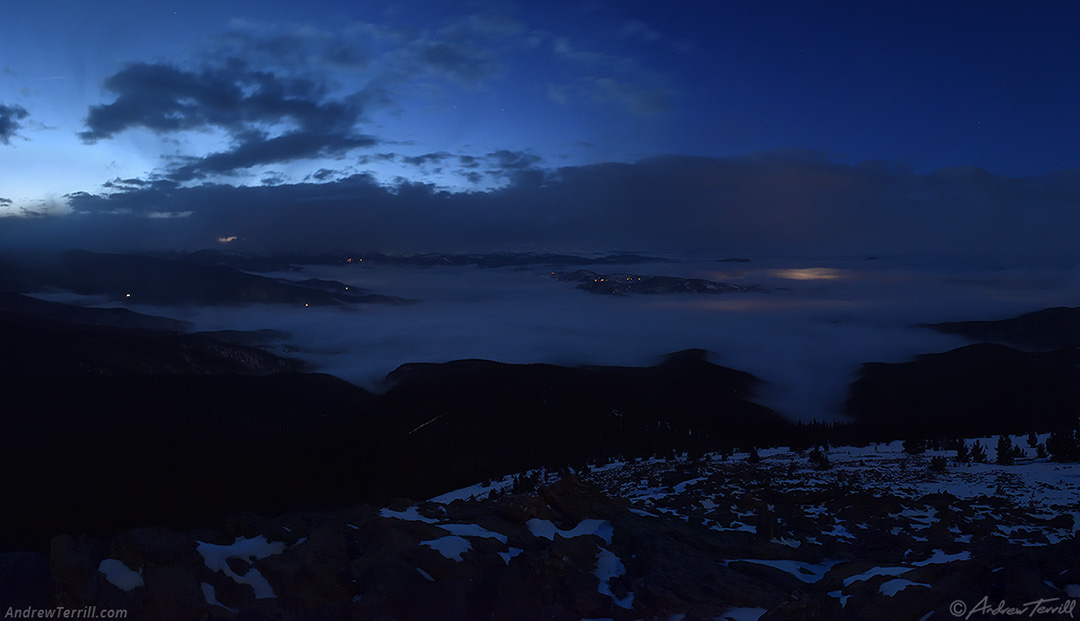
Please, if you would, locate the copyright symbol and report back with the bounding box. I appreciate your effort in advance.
[950,600,967,617]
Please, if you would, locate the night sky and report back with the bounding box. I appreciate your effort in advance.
[2,0,1079,260]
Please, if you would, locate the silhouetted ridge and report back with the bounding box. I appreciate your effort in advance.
[0,295,302,377]
[846,342,1079,439]
[0,250,410,306]
[923,306,1080,350]
[0,290,188,333]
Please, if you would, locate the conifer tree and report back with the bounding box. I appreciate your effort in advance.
[970,440,987,463]
[954,439,970,464]
[1046,429,1080,462]
[995,434,1016,465]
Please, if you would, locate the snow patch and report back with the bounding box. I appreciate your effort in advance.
[717,607,768,620]
[499,547,523,564]
[843,566,910,587]
[727,558,840,584]
[527,518,614,544]
[97,559,143,592]
[437,522,508,543]
[912,549,971,566]
[195,536,286,599]
[421,535,471,561]
[595,548,633,609]
[380,506,438,523]
[879,578,930,597]
[671,476,706,493]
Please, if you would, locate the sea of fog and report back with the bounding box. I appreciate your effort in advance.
[132,257,1079,422]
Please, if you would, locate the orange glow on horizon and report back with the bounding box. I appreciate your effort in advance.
[770,268,847,281]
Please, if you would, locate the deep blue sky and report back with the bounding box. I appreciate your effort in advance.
[1,1,1078,259]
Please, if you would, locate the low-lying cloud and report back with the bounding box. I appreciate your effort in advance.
[152,259,1079,422]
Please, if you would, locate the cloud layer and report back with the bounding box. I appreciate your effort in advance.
[0,152,1065,265]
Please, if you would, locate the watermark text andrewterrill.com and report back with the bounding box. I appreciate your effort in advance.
[4,607,128,619]
[950,596,1077,618]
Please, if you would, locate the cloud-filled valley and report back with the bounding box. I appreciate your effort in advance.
[87,257,1071,423]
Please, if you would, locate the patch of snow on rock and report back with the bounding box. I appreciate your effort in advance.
[595,547,633,609]
[498,547,523,564]
[97,559,143,592]
[437,522,508,543]
[717,607,768,620]
[879,578,930,597]
[843,566,910,587]
[379,506,438,523]
[195,536,286,599]
[727,559,840,584]
[421,535,471,561]
[527,518,614,544]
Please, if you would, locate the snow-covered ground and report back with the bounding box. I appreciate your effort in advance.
[425,434,1080,619]
[88,434,1079,620]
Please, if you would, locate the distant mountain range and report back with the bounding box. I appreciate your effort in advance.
[923,306,1080,350]
[0,291,302,377]
[551,269,766,295]
[0,289,188,333]
[0,250,412,306]
[165,249,676,272]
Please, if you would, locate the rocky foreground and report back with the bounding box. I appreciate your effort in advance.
[5,438,1079,620]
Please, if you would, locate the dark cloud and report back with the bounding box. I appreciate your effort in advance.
[102,177,153,191]
[308,168,341,182]
[166,130,377,182]
[0,102,30,145]
[398,150,539,182]
[401,151,455,167]
[356,152,399,165]
[7,153,1077,265]
[79,61,361,142]
[76,13,520,182]
[486,149,541,170]
[0,197,12,207]
[480,150,543,183]
[78,61,375,181]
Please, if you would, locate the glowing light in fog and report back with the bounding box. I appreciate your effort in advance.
[771,268,846,281]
